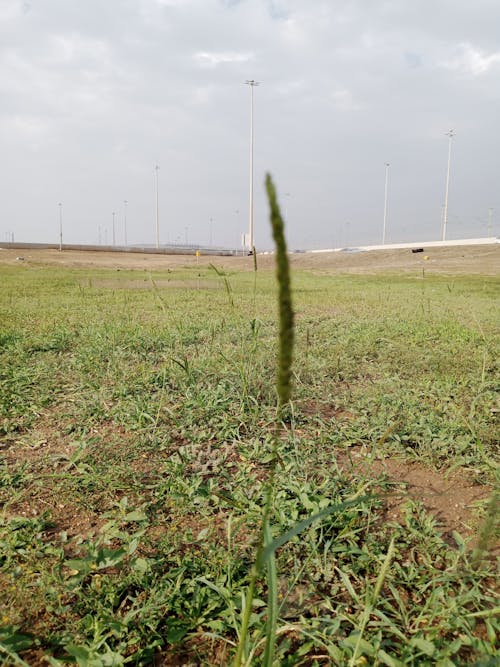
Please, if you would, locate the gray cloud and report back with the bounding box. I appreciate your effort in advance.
[1,0,499,248]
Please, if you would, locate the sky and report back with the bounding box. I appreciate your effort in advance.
[1,0,499,250]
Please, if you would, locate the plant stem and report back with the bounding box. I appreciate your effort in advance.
[233,174,294,666]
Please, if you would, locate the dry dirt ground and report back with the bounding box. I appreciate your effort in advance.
[1,244,498,551]
[0,242,499,274]
[339,446,495,547]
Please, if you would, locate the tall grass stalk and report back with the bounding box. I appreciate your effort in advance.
[472,485,499,568]
[209,263,234,307]
[233,176,371,665]
[233,174,294,666]
[252,245,258,327]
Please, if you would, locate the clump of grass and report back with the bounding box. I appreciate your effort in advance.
[209,263,234,307]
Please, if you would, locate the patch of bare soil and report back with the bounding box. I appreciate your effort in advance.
[338,445,496,547]
[1,411,136,539]
[1,244,498,275]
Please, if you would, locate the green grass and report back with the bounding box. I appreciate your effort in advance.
[0,256,498,665]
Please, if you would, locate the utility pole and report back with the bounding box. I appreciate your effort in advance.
[112,211,116,246]
[245,80,259,253]
[155,165,160,249]
[58,202,63,252]
[123,200,128,246]
[442,129,455,241]
[284,192,291,221]
[382,162,390,244]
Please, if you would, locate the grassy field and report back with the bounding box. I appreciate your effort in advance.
[0,249,499,665]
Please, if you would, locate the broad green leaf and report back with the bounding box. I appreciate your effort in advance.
[123,510,148,522]
[0,626,33,653]
[409,637,436,656]
[342,632,375,656]
[377,649,404,667]
[259,496,369,564]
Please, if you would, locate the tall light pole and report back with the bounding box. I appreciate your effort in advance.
[382,162,390,244]
[284,192,291,220]
[245,80,259,253]
[155,165,160,249]
[123,200,128,246]
[112,211,116,246]
[235,209,241,253]
[440,203,445,236]
[442,129,455,241]
[58,202,63,252]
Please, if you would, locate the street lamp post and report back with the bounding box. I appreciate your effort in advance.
[58,202,63,252]
[112,211,116,246]
[284,192,291,220]
[155,165,160,249]
[235,209,241,253]
[244,80,259,253]
[382,163,389,244]
[123,200,128,246]
[442,129,455,241]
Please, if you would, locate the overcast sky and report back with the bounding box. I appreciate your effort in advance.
[1,0,499,250]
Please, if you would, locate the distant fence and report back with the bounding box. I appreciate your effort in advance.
[0,242,243,257]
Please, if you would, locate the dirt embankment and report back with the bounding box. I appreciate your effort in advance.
[0,244,498,275]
